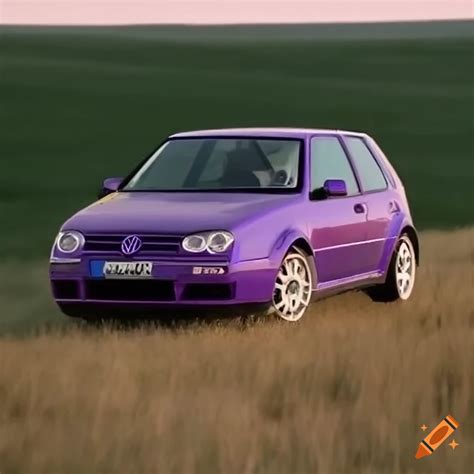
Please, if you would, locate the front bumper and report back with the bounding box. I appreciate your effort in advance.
[50,256,277,316]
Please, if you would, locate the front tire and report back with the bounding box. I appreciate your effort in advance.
[368,234,417,302]
[271,249,313,322]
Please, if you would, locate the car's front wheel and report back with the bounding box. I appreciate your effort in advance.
[271,249,313,322]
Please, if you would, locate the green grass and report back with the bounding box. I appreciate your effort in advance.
[1,27,473,260]
[0,261,64,335]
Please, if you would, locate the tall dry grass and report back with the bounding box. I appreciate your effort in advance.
[0,229,473,473]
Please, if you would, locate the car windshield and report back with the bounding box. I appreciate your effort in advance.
[123,137,302,192]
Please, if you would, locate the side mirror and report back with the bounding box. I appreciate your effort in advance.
[98,177,123,199]
[323,179,347,197]
[310,179,348,200]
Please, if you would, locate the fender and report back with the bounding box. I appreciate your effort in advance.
[268,229,318,288]
[269,229,309,263]
[378,214,419,276]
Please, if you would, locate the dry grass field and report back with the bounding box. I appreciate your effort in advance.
[0,228,473,474]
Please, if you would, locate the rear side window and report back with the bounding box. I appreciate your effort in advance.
[345,137,387,192]
[310,136,359,196]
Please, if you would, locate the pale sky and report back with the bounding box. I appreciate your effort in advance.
[2,0,473,25]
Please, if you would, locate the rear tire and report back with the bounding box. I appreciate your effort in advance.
[368,234,416,302]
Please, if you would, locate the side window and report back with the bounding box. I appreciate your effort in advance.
[311,136,359,196]
[345,137,387,192]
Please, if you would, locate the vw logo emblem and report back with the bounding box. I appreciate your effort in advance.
[121,235,142,256]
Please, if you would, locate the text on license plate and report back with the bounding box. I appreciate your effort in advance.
[103,261,153,278]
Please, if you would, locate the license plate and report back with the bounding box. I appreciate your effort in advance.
[103,261,153,279]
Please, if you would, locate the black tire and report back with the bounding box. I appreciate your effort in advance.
[367,234,416,302]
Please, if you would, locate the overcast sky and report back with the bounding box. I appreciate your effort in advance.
[2,0,473,25]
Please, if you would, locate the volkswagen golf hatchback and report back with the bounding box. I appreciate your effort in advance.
[50,128,419,322]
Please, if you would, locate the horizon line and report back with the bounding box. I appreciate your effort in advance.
[2,18,473,28]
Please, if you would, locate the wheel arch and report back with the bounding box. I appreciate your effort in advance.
[401,225,420,265]
[270,231,317,289]
[290,237,313,258]
[379,215,420,276]
[291,238,318,288]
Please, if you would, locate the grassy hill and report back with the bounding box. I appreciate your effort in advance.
[1,25,473,260]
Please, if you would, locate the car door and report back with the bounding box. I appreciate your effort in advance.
[308,135,370,283]
[343,135,392,274]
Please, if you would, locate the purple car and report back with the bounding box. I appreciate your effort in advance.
[50,128,419,322]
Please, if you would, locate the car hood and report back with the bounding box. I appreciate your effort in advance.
[63,192,300,234]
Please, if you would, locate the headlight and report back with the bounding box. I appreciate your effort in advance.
[207,231,234,253]
[182,234,207,253]
[56,231,84,253]
[182,231,234,254]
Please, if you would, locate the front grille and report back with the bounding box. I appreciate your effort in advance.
[182,283,234,301]
[52,279,80,299]
[84,234,182,254]
[85,279,175,301]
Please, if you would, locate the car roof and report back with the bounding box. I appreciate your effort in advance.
[170,127,368,139]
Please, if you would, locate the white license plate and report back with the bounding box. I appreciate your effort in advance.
[103,261,153,278]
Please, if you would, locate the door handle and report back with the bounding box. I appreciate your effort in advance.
[354,203,367,214]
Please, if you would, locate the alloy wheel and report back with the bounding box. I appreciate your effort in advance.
[272,251,312,321]
[395,238,416,300]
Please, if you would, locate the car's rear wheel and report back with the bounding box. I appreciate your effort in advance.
[368,234,416,302]
[271,249,312,322]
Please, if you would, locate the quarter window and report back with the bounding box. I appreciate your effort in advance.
[345,137,387,192]
[310,136,359,196]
